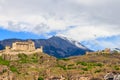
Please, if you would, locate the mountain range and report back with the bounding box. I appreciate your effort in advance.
[0,36,92,58]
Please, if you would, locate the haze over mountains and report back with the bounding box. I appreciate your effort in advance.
[0,36,92,58]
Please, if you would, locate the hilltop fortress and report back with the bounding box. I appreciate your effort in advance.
[86,48,111,55]
[9,40,35,51]
[0,40,43,55]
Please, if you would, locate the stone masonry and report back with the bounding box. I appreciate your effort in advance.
[12,40,35,51]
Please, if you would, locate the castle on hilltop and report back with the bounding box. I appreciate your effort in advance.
[12,40,35,51]
[86,48,111,55]
[4,40,43,53]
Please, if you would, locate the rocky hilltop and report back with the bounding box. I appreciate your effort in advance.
[0,50,120,80]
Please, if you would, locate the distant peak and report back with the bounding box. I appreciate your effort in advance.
[53,35,87,49]
[111,48,120,52]
[55,35,76,41]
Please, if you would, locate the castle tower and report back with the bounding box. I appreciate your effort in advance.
[40,46,43,52]
[104,48,111,54]
[27,40,35,51]
[36,46,43,53]
[5,46,11,51]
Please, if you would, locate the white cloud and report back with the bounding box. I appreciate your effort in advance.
[57,25,120,41]
[81,35,120,51]
[0,0,120,42]
[99,41,120,49]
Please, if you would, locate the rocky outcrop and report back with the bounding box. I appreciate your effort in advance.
[0,65,16,80]
[2,54,19,61]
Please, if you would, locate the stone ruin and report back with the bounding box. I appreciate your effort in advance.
[86,48,111,55]
[11,40,35,51]
[0,40,43,56]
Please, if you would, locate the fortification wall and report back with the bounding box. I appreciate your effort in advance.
[12,40,35,51]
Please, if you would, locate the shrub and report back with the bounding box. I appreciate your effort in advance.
[31,56,38,63]
[87,66,93,70]
[10,66,18,73]
[31,58,38,63]
[81,68,88,71]
[77,62,87,66]
[94,63,103,67]
[114,66,120,70]
[19,58,28,63]
[18,53,27,59]
[68,64,74,67]
[94,69,101,73]
[57,64,67,70]
[58,58,70,61]
[0,56,10,66]
[77,61,103,67]
[18,53,39,63]
[38,76,44,80]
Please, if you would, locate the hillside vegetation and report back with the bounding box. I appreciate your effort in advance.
[0,52,120,80]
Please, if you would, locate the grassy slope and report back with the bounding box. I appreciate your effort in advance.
[0,52,120,80]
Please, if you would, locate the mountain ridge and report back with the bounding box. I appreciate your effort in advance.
[0,36,92,58]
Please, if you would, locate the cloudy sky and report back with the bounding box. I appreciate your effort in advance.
[0,0,120,50]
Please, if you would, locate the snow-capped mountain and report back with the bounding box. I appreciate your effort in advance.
[0,36,92,58]
[111,48,120,52]
[56,35,88,49]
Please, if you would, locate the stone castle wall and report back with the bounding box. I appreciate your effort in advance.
[12,40,35,51]
[86,48,111,55]
[0,40,43,57]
